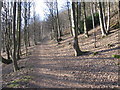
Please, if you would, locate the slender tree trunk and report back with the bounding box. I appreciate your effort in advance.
[71,2,82,56]
[51,16,55,40]
[78,2,81,34]
[12,2,19,72]
[0,2,2,60]
[106,1,110,34]
[27,2,31,47]
[83,2,88,37]
[9,2,13,57]
[91,2,96,48]
[76,2,79,32]
[24,2,28,55]
[33,4,37,45]
[4,5,10,59]
[56,0,62,41]
[67,1,73,36]
[102,2,107,31]
[118,1,120,55]
[33,16,37,45]
[118,1,120,28]
[98,2,107,37]
[17,1,21,59]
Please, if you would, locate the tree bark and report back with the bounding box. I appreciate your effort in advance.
[24,2,28,55]
[67,0,73,36]
[102,2,107,31]
[106,1,110,34]
[17,1,21,59]
[27,2,31,47]
[77,2,81,34]
[56,0,62,41]
[98,2,107,37]
[12,2,19,72]
[4,3,10,59]
[91,2,96,48]
[118,1,120,54]
[33,4,37,45]
[0,2,2,60]
[83,2,88,37]
[118,1,120,28]
[71,2,82,56]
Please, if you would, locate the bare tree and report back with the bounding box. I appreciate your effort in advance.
[106,1,110,34]
[118,1,120,27]
[24,2,28,55]
[83,2,88,37]
[33,3,37,45]
[67,0,73,36]
[12,2,19,71]
[71,2,82,56]
[91,2,96,48]
[98,2,107,37]
[17,1,22,59]
[27,2,32,46]
[102,2,107,31]
[55,0,62,42]
[0,1,3,60]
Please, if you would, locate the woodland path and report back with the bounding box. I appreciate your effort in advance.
[2,28,119,88]
[25,42,119,88]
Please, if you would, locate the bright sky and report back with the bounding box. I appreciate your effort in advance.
[35,0,67,20]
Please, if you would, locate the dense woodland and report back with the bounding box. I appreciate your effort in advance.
[0,0,120,88]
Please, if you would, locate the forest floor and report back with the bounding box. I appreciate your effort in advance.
[2,26,120,88]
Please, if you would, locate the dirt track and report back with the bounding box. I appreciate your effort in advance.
[2,27,119,88]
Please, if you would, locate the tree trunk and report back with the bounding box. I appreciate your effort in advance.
[118,1,120,54]
[33,17,37,45]
[71,2,82,56]
[98,2,107,37]
[33,5,37,45]
[78,2,81,34]
[118,1,120,28]
[12,2,19,72]
[91,2,96,48]
[83,2,88,37]
[67,1,73,36]
[4,4,10,59]
[17,1,21,59]
[102,2,107,31]
[106,1,110,34]
[56,0,62,41]
[24,2,28,55]
[27,2,31,47]
[0,2,2,60]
